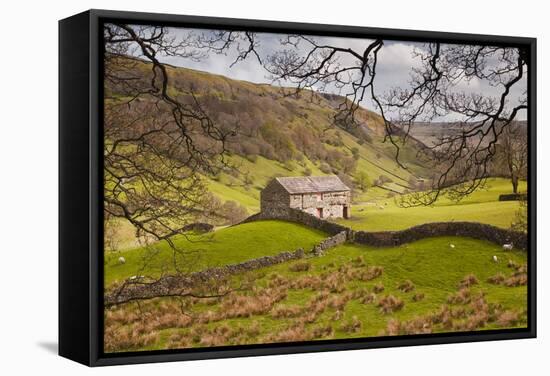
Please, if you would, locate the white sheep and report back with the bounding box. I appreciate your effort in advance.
[493,255,499,263]
[379,205,384,210]
[118,256,126,265]
[449,244,455,249]
[502,243,514,251]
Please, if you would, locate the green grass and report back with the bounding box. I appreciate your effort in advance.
[242,237,527,338]
[106,236,527,351]
[338,178,526,231]
[104,220,327,287]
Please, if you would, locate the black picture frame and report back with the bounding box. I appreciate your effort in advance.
[59,9,537,367]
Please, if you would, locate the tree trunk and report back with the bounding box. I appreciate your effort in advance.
[512,175,519,194]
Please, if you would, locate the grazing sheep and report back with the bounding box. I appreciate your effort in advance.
[493,255,499,263]
[118,256,126,265]
[449,244,455,249]
[379,205,384,210]
[502,243,514,251]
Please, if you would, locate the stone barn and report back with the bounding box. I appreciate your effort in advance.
[261,176,351,219]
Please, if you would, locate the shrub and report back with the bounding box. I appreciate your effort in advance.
[497,310,520,327]
[397,280,415,293]
[350,288,369,300]
[319,162,332,174]
[487,273,506,285]
[373,283,385,293]
[266,324,311,343]
[354,266,384,282]
[311,325,334,338]
[289,262,311,272]
[459,274,479,288]
[412,292,425,302]
[219,200,249,225]
[340,315,362,333]
[331,310,344,321]
[271,305,302,319]
[359,293,377,304]
[352,255,365,267]
[504,273,527,287]
[377,295,405,314]
[386,317,432,336]
[447,288,471,305]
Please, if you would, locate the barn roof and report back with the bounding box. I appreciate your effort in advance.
[274,175,350,194]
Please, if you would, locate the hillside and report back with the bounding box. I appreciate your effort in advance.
[106,56,431,219]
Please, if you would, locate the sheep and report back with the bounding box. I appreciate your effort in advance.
[449,244,455,249]
[118,256,126,265]
[493,255,499,263]
[502,243,514,251]
[379,205,385,210]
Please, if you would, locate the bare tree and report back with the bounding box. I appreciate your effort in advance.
[208,33,528,205]
[498,122,528,193]
[103,24,237,252]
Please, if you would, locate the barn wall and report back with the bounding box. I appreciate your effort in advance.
[298,191,351,219]
[260,180,290,216]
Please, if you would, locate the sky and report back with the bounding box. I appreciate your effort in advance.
[154,26,527,121]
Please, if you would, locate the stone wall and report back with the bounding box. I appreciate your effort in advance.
[260,179,290,215]
[181,222,214,233]
[242,208,527,251]
[312,231,348,256]
[242,207,351,236]
[105,248,307,306]
[295,191,350,219]
[105,229,351,306]
[353,222,527,250]
[499,193,528,201]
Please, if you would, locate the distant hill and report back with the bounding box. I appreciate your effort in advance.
[404,120,528,147]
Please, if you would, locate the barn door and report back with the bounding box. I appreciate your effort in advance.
[343,206,349,219]
[317,208,323,218]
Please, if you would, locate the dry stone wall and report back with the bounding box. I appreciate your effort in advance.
[105,230,349,306]
[242,207,350,235]
[353,222,527,250]
[312,231,348,256]
[242,208,527,251]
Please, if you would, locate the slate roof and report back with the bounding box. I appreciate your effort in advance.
[274,175,350,194]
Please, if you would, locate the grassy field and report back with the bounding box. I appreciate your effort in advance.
[104,220,327,287]
[104,235,528,352]
[337,178,526,231]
